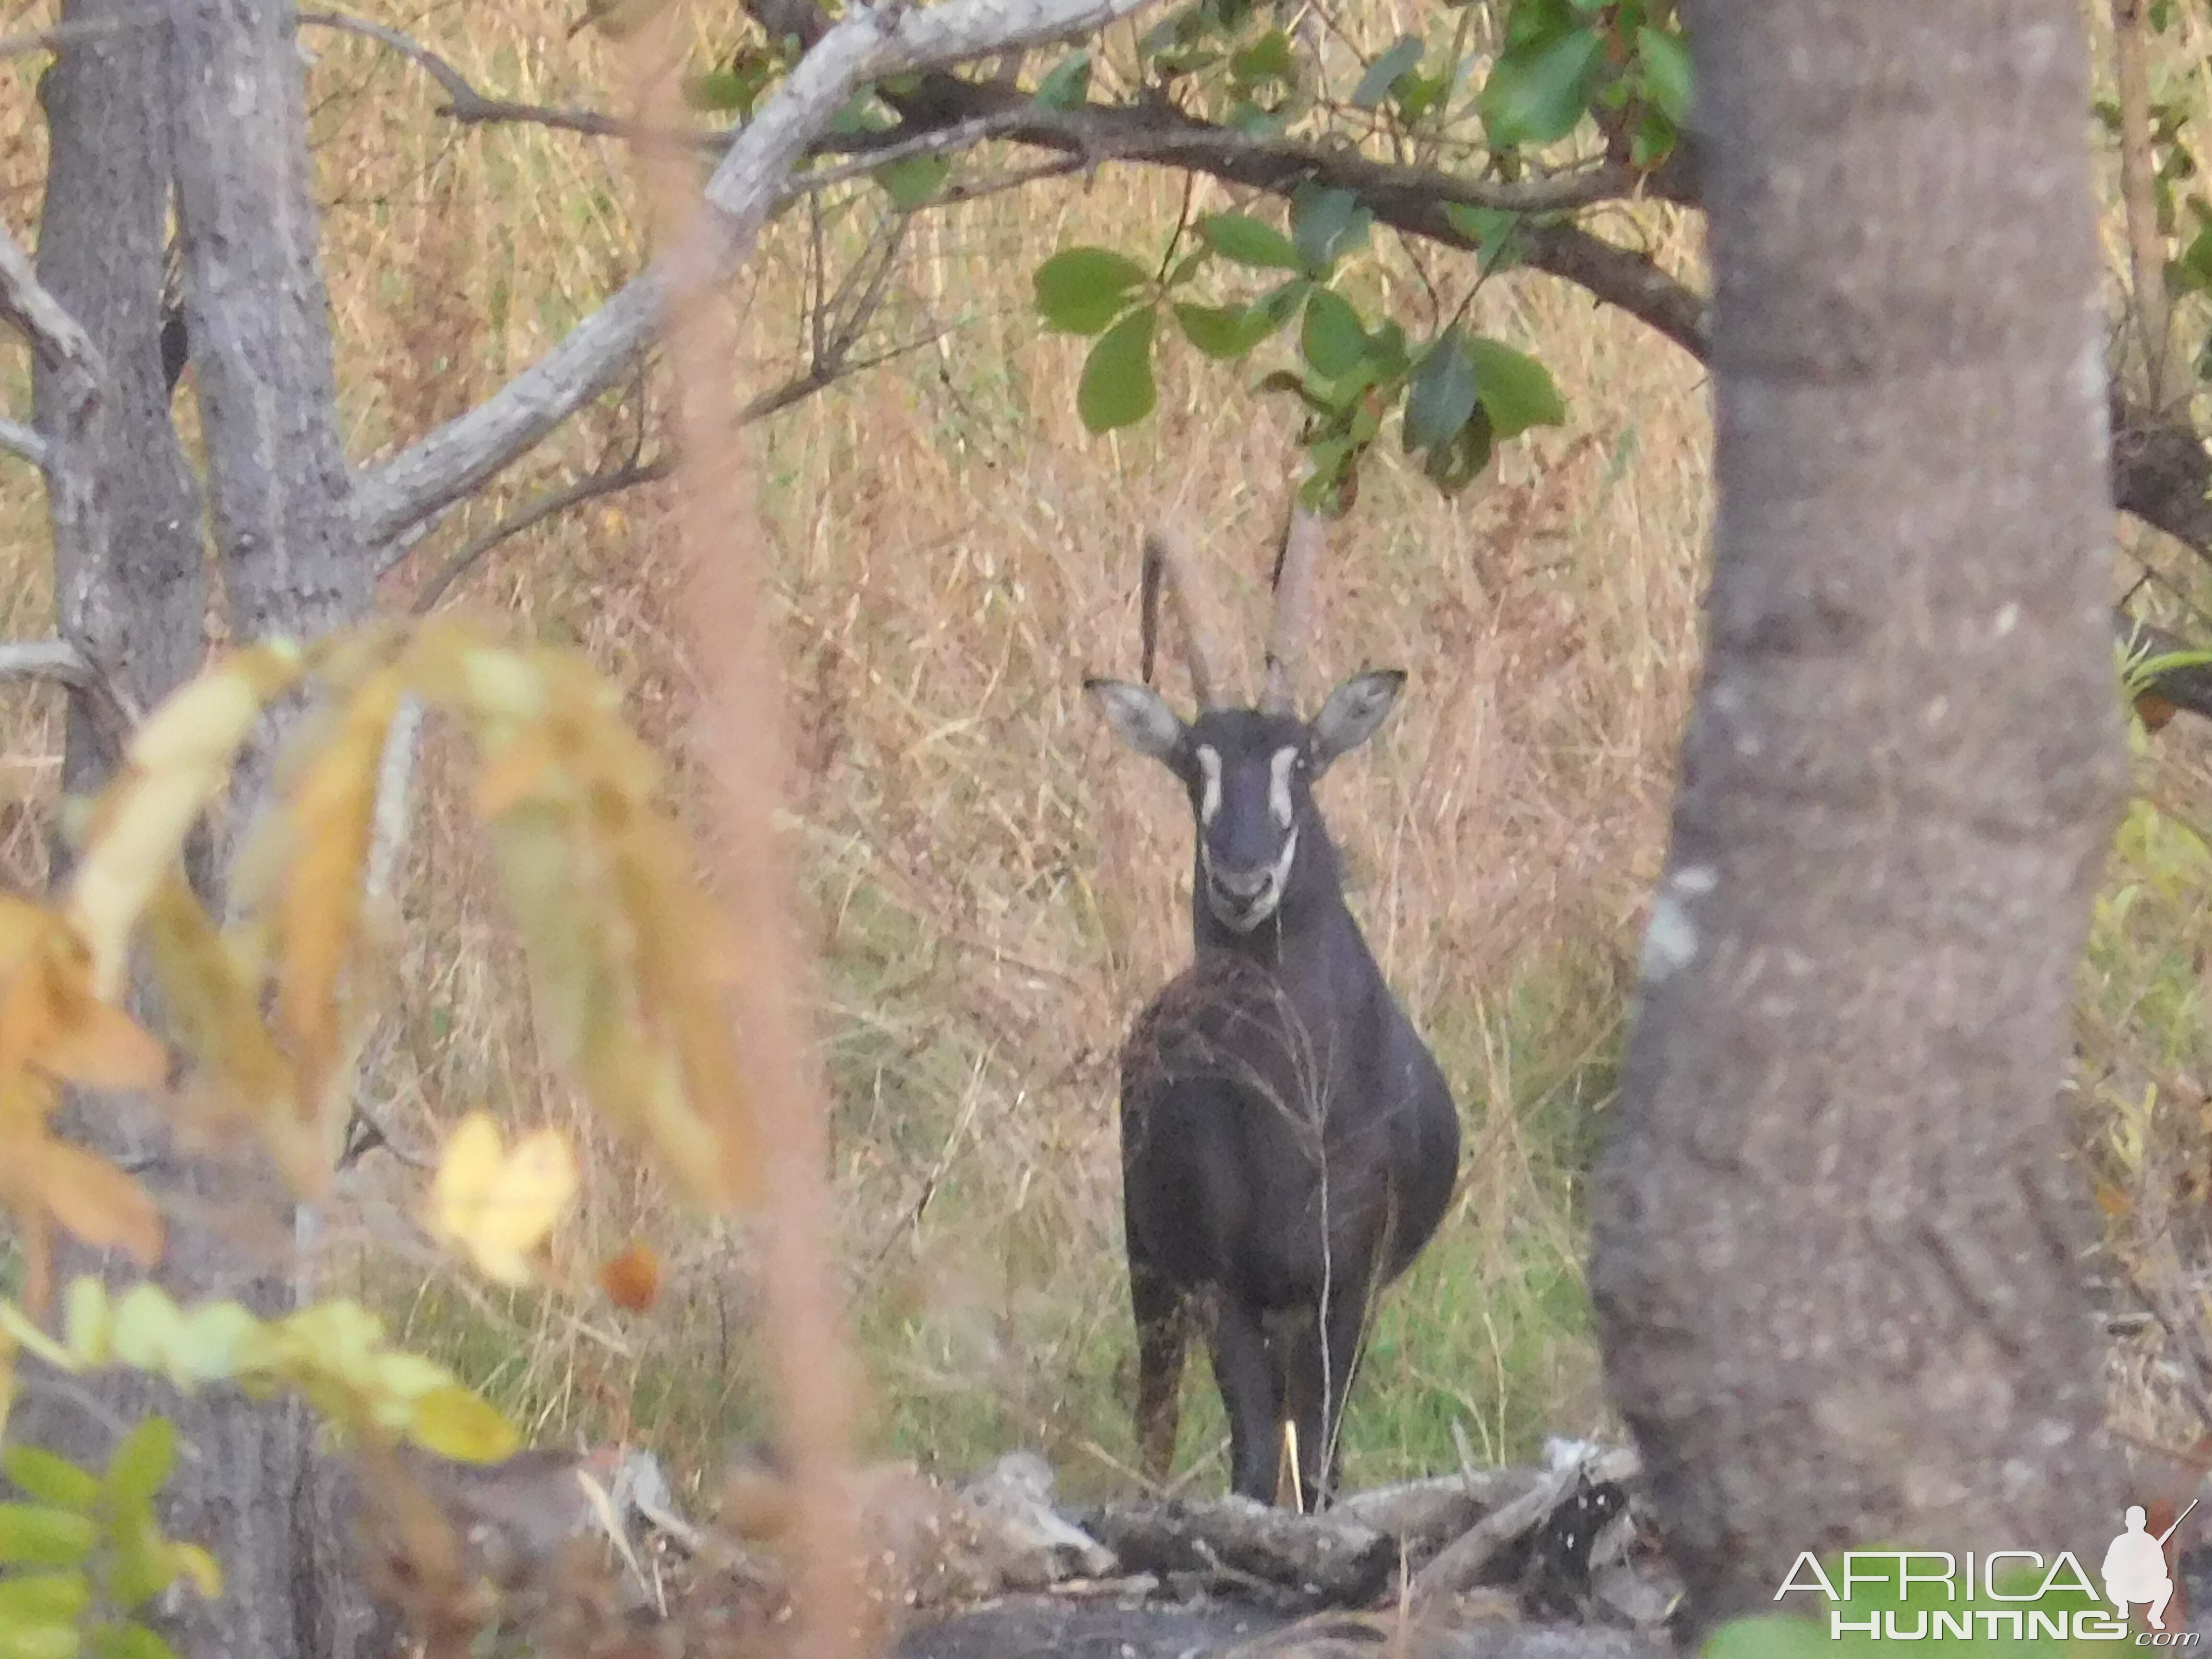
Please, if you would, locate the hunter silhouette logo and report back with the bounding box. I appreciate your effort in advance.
[1772,1502,2210,1643]
[2104,1500,2197,1632]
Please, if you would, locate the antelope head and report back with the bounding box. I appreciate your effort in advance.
[1085,512,1405,934]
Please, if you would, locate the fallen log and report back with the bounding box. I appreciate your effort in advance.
[1084,1494,1398,1605]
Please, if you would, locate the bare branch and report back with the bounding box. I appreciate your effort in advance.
[0,222,105,422]
[351,0,1170,555]
[299,11,719,151]
[0,637,140,766]
[0,638,95,686]
[401,257,928,608]
[0,417,49,471]
[409,455,672,612]
[1260,506,1323,714]
[0,11,160,62]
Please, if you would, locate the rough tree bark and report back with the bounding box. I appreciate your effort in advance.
[16,3,382,1656]
[1588,0,2125,1638]
[31,0,202,795]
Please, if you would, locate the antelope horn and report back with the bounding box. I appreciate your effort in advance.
[1140,521,1230,710]
[1260,506,1325,715]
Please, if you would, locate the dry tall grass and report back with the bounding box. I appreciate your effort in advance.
[1,0,2209,1502]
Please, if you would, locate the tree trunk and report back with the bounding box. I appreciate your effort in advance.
[1588,0,2125,1637]
[18,3,383,1655]
[33,0,203,799]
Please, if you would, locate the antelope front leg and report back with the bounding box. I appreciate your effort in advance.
[1209,1297,1283,1503]
[1283,1286,1369,1510]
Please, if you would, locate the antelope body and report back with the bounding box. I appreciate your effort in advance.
[1085,517,1461,1510]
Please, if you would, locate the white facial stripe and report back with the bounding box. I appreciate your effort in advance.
[1269,825,1299,891]
[1196,745,1222,826]
[1268,747,1298,829]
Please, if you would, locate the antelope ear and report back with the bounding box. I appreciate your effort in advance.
[1085,678,1187,763]
[1310,670,1405,774]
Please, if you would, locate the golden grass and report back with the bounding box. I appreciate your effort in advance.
[0,0,2209,1497]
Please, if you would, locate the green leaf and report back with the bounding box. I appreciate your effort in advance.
[1504,0,1580,51]
[103,1419,176,1512]
[1289,184,1372,271]
[1077,308,1158,432]
[1034,50,1092,109]
[1365,319,1410,376]
[1444,203,1523,274]
[0,1505,97,1568]
[0,1623,79,1659]
[409,1386,523,1463]
[1198,211,1306,271]
[1255,276,1312,331]
[1423,407,1493,492]
[1635,27,1692,125]
[874,155,950,210]
[2170,222,2212,297]
[1629,107,1677,168]
[105,1512,168,1614]
[1300,289,1367,378]
[1230,28,1295,86]
[1481,27,1604,148]
[0,1573,91,1626]
[1467,336,1566,436]
[1405,328,1480,453]
[682,70,750,112]
[88,1628,177,1659]
[1,1450,98,1513]
[1352,34,1424,108]
[1393,71,1448,123]
[1174,301,1273,359]
[1034,248,1153,334]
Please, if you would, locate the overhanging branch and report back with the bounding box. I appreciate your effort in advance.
[350,0,1172,555]
[300,11,719,151]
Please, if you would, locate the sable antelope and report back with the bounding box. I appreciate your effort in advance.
[1084,513,1462,1510]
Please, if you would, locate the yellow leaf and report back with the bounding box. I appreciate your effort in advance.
[486,804,597,1063]
[427,1112,578,1285]
[0,1301,81,1374]
[409,1384,522,1462]
[126,650,282,774]
[277,672,398,1126]
[36,1141,162,1266]
[460,647,547,723]
[474,726,566,820]
[69,645,306,998]
[167,1541,224,1599]
[36,965,167,1091]
[144,877,296,1124]
[61,1278,111,1366]
[0,895,54,975]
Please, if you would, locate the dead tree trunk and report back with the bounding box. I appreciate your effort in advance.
[1589,0,2125,1636]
